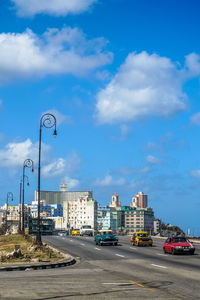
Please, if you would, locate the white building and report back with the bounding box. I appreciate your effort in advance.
[63,196,97,230]
[154,218,161,235]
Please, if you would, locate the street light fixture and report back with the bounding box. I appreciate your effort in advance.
[19,175,29,233]
[6,192,13,232]
[37,113,57,243]
[22,159,34,234]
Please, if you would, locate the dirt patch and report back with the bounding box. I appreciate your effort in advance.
[0,234,64,264]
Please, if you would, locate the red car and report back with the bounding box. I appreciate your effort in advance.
[163,236,195,255]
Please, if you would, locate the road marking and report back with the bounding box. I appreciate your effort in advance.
[129,280,154,292]
[94,247,101,251]
[156,253,167,256]
[151,264,167,269]
[129,247,138,250]
[102,282,132,285]
[115,254,125,258]
[80,243,85,246]
[69,239,73,242]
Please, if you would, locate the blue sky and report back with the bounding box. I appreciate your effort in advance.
[0,0,200,234]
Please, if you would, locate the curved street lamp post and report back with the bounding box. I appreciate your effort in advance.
[22,159,34,234]
[6,192,13,231]
[37,113,57,243]
[19,175,29,233]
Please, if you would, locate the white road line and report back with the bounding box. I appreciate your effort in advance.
[151,264,167,269]
[80,243,85,246]
[156,253,167,256]
[95,248,101,251]
[129,247,138,250]
[69,239,73,242]
[115,254,125,258]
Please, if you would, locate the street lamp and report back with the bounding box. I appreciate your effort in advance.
[6,192,13,232]
[37,113,57,243]
[19,175,29,233]
[22,159,34,234]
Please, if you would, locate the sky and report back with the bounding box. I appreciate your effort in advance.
[0,0,200,235]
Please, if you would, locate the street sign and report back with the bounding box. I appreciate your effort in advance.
[149,226,152,230]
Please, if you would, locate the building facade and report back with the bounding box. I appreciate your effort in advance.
[63,196,97,230]
[97,206,117,232]
[130,192,148,209]
[35,182,93,206]
[118,206,154,235]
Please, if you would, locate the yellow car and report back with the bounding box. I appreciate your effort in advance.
[131,231,153,246]
[72,229,80,236]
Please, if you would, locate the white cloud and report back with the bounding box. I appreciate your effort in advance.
[146,155,161,165]
[11,0,98,17]
[95,51,187,124]
[184,53,200,77]
[64,177,80,189]
[42,109,73,126]
[94,174,125,186]
[41,152,81,178]
[190,170,200,179]
[190,112,200,126]
[0,139,50,168]
[0,27,112,85]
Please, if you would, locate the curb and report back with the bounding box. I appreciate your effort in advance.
[0,257,76,272]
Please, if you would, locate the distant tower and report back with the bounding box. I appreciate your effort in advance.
[109,193,121,210]
[130,192,148,208]
[60,181,68,192]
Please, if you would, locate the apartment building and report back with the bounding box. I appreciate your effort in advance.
[120,206,154,235]
[97,206,117,232]
[130,192,148,208]
[63,196,98,230]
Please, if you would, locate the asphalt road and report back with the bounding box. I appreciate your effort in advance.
[0,235,199,299]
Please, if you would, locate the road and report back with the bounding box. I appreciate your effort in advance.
[0,235,199,299]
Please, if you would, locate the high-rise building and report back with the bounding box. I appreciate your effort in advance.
[63,196,97,230]
[130,192,148,208]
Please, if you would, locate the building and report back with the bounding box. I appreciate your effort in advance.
[97,206,117,232]
[120,206,154,235]
[109,193,121,210]
[63,196,97,230]
[130,192,148,208]
[154,218,161,235]
[35,181,93,206]
[30,201,63,218]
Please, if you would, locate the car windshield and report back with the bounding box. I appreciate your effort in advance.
[137,233,148,237]
[100,231,113,235]
[172,237,187,243]
[82,225,91,229]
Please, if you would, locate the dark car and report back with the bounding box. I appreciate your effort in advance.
[163,236,195,255]
[94,230,118,246]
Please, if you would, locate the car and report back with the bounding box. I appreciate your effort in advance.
[94,230,118,246]
[131,231,153,246]
[163,236,195,255]
[71,229,80,236]
[58,231,67,237]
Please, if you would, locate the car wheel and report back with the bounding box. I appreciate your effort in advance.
[163,247,167,253]
[190,250,195,255]
[95,241,98,245]
[171,248,175,255]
